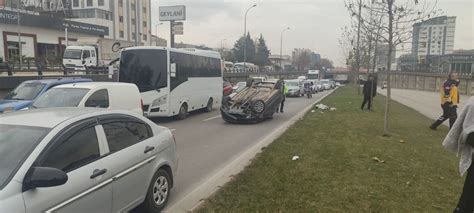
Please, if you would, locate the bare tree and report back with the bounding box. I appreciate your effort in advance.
[346,0,440,136]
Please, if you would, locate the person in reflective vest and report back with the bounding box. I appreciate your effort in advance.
[431,72,460,130]
[277,81,288,113]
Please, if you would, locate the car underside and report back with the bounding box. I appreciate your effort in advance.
[221,81,284,124]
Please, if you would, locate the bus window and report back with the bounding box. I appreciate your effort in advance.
[119,49,167,92]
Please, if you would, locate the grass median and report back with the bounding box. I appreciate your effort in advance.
[198,86,464,212]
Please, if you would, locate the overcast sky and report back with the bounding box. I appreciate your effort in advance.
[151,0,474,66]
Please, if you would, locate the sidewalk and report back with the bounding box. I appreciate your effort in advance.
[377,88,470,126]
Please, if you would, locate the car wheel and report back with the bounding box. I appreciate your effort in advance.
[205,98,213,112]
[143,169,171,212]
[177,103,187,120]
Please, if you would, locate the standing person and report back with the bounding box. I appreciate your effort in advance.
[442,97,474,213]
[361,75,375,110]
[277,80,288,113]
[430,72,460,130]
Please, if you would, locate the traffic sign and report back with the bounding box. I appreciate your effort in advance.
[172,26,184,31]
[172,22,184,35]
[173,30,183,35]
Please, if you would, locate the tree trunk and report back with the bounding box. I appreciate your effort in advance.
[355,0,362,94]
[383,0,394,137]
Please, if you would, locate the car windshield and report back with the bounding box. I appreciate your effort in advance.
[32,88,90,108]
[285,81,299,87]
[4,83,45,101]
[63,49,82,60]
[0,124,49,189]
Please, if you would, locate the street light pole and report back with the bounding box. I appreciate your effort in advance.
[221,38,227,49]
[243,4,256,71]
[280,27,290,69]
[17,0,22,69]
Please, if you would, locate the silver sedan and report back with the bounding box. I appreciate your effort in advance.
[0,108,177,213]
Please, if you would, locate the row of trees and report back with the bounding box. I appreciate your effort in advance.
[341,0,440,135]
[220,33,271,66]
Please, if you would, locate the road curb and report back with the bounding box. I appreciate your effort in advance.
[164,89,338,213]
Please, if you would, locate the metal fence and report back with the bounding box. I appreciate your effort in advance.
[0,63,113,77]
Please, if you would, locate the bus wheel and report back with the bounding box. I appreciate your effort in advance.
[177,103,187,120]
[205,98,213,112]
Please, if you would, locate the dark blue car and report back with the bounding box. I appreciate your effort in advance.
[0,78,92,113]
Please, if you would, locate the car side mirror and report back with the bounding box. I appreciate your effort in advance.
[22,167,68,192]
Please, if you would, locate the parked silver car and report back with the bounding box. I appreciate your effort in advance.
[320,79,332,90]
[284,79,305,97]
[0,108,177,213]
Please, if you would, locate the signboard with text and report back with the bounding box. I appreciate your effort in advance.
[0,10,108,36]
[159,5,186,21]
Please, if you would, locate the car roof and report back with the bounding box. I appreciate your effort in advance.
[53,82,135,89]
[22,78,92,85]
[0,108,105,128]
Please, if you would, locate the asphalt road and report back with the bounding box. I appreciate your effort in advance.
[154,90,332,211]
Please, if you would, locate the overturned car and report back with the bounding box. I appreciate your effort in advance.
[221,80,284,123]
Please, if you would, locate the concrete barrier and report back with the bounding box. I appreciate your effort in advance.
[378,71,474,95]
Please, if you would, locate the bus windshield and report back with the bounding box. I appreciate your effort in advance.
[119,49,168,92]
[307,74,319,80]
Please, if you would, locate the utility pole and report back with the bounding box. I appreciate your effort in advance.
[17,0,22,69]
[170,21,175,48]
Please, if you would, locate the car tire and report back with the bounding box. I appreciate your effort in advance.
[205,98,213,112]
[177,103,187,120]
[142,169,172,213]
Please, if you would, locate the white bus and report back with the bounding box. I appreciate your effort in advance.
[307,70,320,80]
[119,47,223,119]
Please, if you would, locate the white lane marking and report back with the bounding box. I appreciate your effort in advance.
[202,115,221,122]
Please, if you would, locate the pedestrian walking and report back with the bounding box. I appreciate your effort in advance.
[430,72,460,130]
[277,80,288,113]
[361,75,376,110]
[442,96,474,213]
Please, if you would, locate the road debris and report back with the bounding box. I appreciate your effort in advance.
[399,139,405,143]
[371,156,385,163]
[315,103,329,110]
[311,110,315,113]
[292,156,300,161]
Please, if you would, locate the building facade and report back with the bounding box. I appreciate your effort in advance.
[412,16,456,61]
[0,1,108,63]
[375,44,396,71]
[69,0,152,45]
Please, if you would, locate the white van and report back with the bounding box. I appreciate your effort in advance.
[32,82,143,115]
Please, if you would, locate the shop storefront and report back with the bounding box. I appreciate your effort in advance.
[0,9,108,64]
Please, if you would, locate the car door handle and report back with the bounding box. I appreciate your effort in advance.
[144,146,155,154]
[90,169,107,179]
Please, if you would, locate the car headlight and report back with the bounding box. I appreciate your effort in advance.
[152,96,167,107]
[252,100,265,113]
